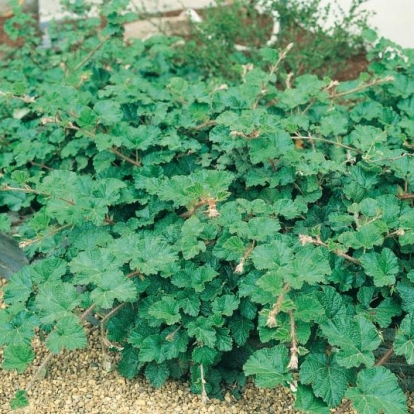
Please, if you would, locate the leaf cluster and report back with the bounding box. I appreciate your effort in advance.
[1,1,414,413]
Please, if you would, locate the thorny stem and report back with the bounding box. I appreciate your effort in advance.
[267,283,290,328]
[234,242,255,274]
[110,146,142,167]
[200,364,209,404]
[330,76,394,99]
[375,346,394,367]
[299,234,361,265]
[377,152,414,162]
[126,270,142,279]
[72,35,111,72]
[0,184,47,195]
[19,224,72,248]
[180,200,206,219]
[193,120,217,130]
[287,310,299,371]
[0,90,36,103]
[80,304,97,322]
[1,185,75,206]
[292,135,362,154]
[29,161,53,171]
[100,303,126,327]
[166,326,181,342]
[66,124,142,167]
[398,193,414,200]
[25,352,54,392]
[269,43,294,76]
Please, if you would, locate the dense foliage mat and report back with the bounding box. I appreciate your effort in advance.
[1,1,414,412]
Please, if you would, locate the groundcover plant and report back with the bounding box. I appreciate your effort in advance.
[1,0,414,412]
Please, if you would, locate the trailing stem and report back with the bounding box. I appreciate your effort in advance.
[234,242,255,274]
[200,364,209,404]
[299,234,361,265]
[287,310,299,371]
[267,283,290,328]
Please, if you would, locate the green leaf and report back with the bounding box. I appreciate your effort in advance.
[246,216,281,241]
[229,315,254,346]
[256,270,285,296]
[0,310,38,347]
[317,286,349,319]
[243,345,292,388]
[215,327,233,351]
[179,236,206,260]
[31,258,67,285]
[320,315,381,368]
[213,235,245,261]
[90,270,137,309]
[145,361,170,388]
[148,296,181,325]
[192,346,218,365]
[251,240,293,271]
[345,367,407,414]
[3,267,32,304]
[248,131,294,164]
[345,125,386,151]
[294,385,330,414]
[93,100,123,125]
[357,295,401,328]
[294,294,325,322]
[139,330,188,364]
[34,283,82,324]
[360,248,399,287]
[212,294,240,317]
[123,125,161,150]
[397,281,414,313]
[394,313,414,364]
[45,316,87,353]
[2,344,35,373]
[70,248,121,284]
[10,390,29,409]
[290,245,331,289]
[177,290,200,317]
[181,215,205,237]
[118,344,142,379]
[187,317,216,347]
[371,298,401,328]
[338,223,385,250]
[77,106,97,128]
[273,198,306,219]
[300,353,348,407]
[172,265,217,293]
[130,235,178,276]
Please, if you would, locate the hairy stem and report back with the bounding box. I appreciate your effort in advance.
[72,35,111,72]
[25,352,54,392]
[200,364,209,404]
[287,310,299,370]
[292,135,362,154]
[330,76,394,99]
[267,283,290,328]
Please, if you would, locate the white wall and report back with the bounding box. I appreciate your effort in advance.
[366,0,414,48]
[38,0,414,49]
[320,0,414,48]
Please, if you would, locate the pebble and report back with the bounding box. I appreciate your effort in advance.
[1,277,413,413]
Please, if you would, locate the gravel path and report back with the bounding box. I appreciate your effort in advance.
[0,328,298,414]
[1,277,414,413]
